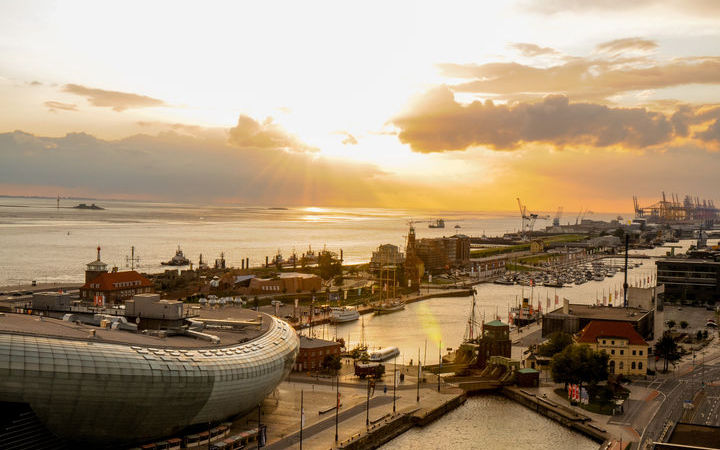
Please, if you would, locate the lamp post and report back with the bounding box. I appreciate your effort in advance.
[335,373,339,442]
[393,355,397,413]
[366,379,371,428]
[438,340,442,392]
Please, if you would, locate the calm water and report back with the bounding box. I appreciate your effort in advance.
[383,396,597,450]
[0,197,628,286]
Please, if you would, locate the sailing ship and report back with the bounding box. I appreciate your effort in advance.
[428,219,445,228]
[373,300,405,315]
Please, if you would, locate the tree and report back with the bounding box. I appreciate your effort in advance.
[318,251,342,281]
[666,320,676,330]
[252,296,260,311]
[680,320,689,329]
[322,354,342,374]
[654,332,680,372]
[551,344,609,395]
[537,332,573,357]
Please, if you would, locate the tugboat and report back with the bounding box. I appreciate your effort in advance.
[509,297,540,327]
[161,246,190,266]
[428,219,445,229]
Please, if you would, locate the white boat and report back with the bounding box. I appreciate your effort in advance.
[329,306,360,323]
[368,346,400,361]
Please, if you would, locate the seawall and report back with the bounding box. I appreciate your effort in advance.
[500,387,609,443]
[338,392,467,449]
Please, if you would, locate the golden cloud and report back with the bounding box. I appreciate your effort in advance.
[510,42,559,57]
[392,87,690,152]
[44,101,78,112]
[595,37,658,55]
[228,115,317,152]
[63,84,166,111]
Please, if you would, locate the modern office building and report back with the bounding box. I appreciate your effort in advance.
[0,305,299,446]
[656,257,720,304]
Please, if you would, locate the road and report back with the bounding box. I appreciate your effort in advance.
[265,395,394,450]
[636,345,720,448]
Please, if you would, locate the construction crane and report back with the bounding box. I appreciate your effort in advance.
[552,207,563,227]
[517,198,544,240]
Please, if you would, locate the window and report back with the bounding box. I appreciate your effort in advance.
[620,350,624,355]
[619,361,624,370]
[602,340,606,345]
[632,350,636,355]
[639,350,643,356]
[611,349,615,355]
[611,340,615,345]
[638,362,643,370]
[631,362,636,369]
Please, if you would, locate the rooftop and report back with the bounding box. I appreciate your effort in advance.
[0,307,273,349]
[577,320,648,346]
[547,304,651,322]
[83,270,153,291]
[299,335,341,349]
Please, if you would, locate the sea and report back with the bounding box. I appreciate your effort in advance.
[0,197,631,287]
[0,197,699,449]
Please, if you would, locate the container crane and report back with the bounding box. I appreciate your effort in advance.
[552,207,563,227]
[517,198,546,240]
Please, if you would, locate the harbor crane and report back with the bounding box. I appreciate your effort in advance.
[516,198,548,240]
[552,207,563,227]
[575,208,593,225]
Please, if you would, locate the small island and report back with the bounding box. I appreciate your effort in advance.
[73,203,105,210]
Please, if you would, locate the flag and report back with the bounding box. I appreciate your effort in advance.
[555,294,559,306]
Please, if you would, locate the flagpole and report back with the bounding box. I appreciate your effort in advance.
[300,390,304,450]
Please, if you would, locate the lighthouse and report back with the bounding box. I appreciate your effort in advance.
[85,246,108,283]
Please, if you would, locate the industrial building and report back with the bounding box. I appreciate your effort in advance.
[656,256,720,304]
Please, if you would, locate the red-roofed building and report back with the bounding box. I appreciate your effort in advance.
[80,270,154,305]
[79,248,154,305]
[576,320,649,376]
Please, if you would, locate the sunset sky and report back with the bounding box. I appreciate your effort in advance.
[1,0,719,212]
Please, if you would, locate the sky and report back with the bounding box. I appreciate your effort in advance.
[1,0,720,213]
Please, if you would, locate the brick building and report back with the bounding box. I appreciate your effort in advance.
[247,272,321,294]
[293,336,342,372]
[476,320,511,369]
[415,235,471,273]
[79,248,153,305]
